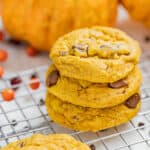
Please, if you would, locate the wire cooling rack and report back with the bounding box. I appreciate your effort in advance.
[0,52,150,150]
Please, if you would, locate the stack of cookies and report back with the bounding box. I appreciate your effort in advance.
[46,27,142,132]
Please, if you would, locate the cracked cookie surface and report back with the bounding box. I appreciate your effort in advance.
[47,65,142,108]
[50,26,141,83]
[1,134,90,150]
[46,93,141,132]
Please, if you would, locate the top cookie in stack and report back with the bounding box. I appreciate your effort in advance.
[46,26,142,132]
[50,27,141,83]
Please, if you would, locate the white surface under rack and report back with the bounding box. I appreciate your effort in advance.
[0,51,150,150]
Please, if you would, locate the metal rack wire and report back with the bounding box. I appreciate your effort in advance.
[0,52,150,150]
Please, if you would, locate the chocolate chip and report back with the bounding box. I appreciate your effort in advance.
[19,142,25,148]
[59,51,68,56]
[138,122,145,127]
[11,119,17,126]
[39,98,45,106]
[10,76,22,90]
[24,126,29,129]
[31,73,37,79]
[72,44,88,52]
[99,44,112,49]
[108,79,128,89]
[89,144,96,150]
[125,93,140,109]
[46,70,59,87]
[144,36,150,42]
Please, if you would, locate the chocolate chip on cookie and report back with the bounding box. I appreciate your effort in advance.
[125,93,140,108]
[99,44,112,49]
[59,51,68,56]
[72,44,88,52]
[18,142,25,148]
[46,70,59,87]
[71,44,88,57]
[108,79,128,88]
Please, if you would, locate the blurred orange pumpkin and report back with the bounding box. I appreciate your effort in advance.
[1,0,118,51]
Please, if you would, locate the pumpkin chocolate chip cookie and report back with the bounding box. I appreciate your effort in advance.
[46,65,142,108]
[50,27,141,83]
[1,134,90,150]
[46,93,141,132]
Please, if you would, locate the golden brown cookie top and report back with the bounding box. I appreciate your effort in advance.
[51,26,141,61]
[1,134,90,150]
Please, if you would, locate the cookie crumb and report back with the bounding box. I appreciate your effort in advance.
[24,125,29,129]
[39,98,45,106]
[11,119,17,126]
[138,122,145,127]
[89,144,96,150]
[10,76,22,90]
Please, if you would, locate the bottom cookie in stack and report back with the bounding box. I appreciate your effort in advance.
[46,93,141,132]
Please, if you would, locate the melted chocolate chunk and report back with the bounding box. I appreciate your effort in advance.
[125,93,140,109]
[108,79,128,89]
[46,70,59,87]
[72,44,88,52]
[59,51,68,56]
[89,144,96,150]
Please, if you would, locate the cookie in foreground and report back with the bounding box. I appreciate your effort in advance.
[1,134,90,150]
